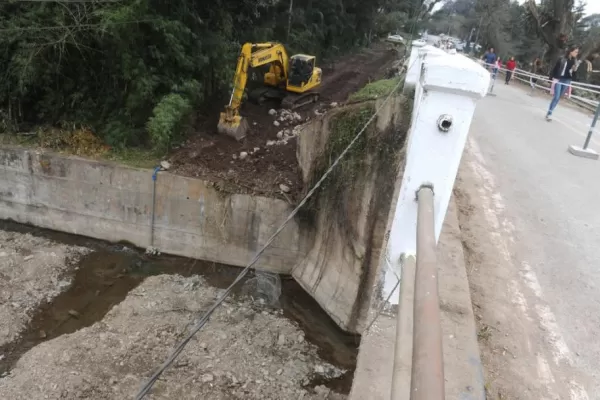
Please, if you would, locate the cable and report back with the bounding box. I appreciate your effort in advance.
[134,73,407,400]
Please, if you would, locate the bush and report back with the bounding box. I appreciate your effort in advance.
[146,94,192,153]
[348,76,402,102]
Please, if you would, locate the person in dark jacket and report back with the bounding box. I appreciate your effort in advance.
[546,46,580,121]
[482,47,497,69]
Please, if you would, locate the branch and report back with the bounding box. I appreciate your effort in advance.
[526,0,554,46]
[419,0,443,20]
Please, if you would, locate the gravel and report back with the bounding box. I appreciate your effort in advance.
[0,230,88,347]
[0,274,348,399]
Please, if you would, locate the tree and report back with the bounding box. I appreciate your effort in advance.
[0,0,415,150]
[525,0,582,65]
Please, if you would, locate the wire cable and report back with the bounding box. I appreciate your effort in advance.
[134,73,407,400]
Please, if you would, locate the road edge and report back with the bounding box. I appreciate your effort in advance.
[438,198,486,399]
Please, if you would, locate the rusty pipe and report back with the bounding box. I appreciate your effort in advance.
[390,254,416,400]
[410,186,444,400]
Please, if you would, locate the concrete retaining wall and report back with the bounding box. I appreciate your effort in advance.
[0,147,308,273]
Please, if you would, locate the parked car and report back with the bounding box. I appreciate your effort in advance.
[386,34,405,44]
[412,39,427,46]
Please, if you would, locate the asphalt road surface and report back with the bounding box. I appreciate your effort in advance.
[457,80,600,399]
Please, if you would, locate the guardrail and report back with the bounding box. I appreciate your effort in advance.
[483,62,600,111]
[480,61,600,159]
[384,43,490,398]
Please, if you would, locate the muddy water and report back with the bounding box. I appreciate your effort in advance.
[0,221,359,393]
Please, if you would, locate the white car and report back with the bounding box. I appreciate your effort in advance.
[412,39,426,46]
[387,34,405,44]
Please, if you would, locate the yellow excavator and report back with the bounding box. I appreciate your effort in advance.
[217,42,322,140]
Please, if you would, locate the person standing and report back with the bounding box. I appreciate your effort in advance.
[493,57,502,78]
[529,58,542,93]
[482,47,497,69]
[505,57,516,84]
[546,46,580,121]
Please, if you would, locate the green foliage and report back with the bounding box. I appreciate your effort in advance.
[349,76,402,102]
[147,94,192,153]
[0,0,424,152]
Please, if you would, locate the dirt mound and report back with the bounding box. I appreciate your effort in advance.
[169,44,400,198]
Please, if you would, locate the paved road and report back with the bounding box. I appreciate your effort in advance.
[461,81,600,399]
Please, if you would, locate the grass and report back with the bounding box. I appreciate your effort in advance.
[103,148,161,169]
[348,76,402,102]
[0,131,161,169]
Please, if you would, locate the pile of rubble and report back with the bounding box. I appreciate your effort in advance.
[266,109,305,147]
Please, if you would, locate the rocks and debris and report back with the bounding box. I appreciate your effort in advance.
[0,230,89,348]
[0,274,347,399]
[268,109,277,116]
[160,160,171,170]
[273,121,280,127]
[145,246,161,256]
[330,102,338,107]
[279,184,291,193]
[239,152,248,160]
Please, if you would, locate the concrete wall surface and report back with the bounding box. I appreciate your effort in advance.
[0,147,308,273]
[293,96,409,332]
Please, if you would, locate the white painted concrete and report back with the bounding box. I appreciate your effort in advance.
[384,53,490,302]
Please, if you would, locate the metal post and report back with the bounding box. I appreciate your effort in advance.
[410,185,444,400]
[583,102,600,150]
[150,166,161,247]
[488,69,497,96]
[390,255,416,400]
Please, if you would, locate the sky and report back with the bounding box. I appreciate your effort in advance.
[585,1,600,16]
[515,0,600,16]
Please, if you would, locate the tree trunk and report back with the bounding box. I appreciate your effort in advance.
[526,0,575,68]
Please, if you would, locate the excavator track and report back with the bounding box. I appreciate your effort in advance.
[281,92,320,110]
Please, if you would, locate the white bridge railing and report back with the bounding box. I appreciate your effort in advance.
[385,42,490,399]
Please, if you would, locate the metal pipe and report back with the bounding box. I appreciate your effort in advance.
[583,101,600,150]
[488,69,497,95]
[410,186,444,400]
[390,254,416,400]
[150,166,161,247]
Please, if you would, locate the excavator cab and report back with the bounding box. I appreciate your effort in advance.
[287,55,320,89]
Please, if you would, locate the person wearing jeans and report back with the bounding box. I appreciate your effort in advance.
[546,46,580,121]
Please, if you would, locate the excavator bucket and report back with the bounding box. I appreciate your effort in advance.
[217,112,249,141]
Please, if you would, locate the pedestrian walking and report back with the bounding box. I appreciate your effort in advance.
[505,57,516,84]
[482,47,497,70]
[493,58,502,78]
[529,58,542,93]
[546,46,580,121]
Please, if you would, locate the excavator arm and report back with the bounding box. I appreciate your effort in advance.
[218,42,289,140]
